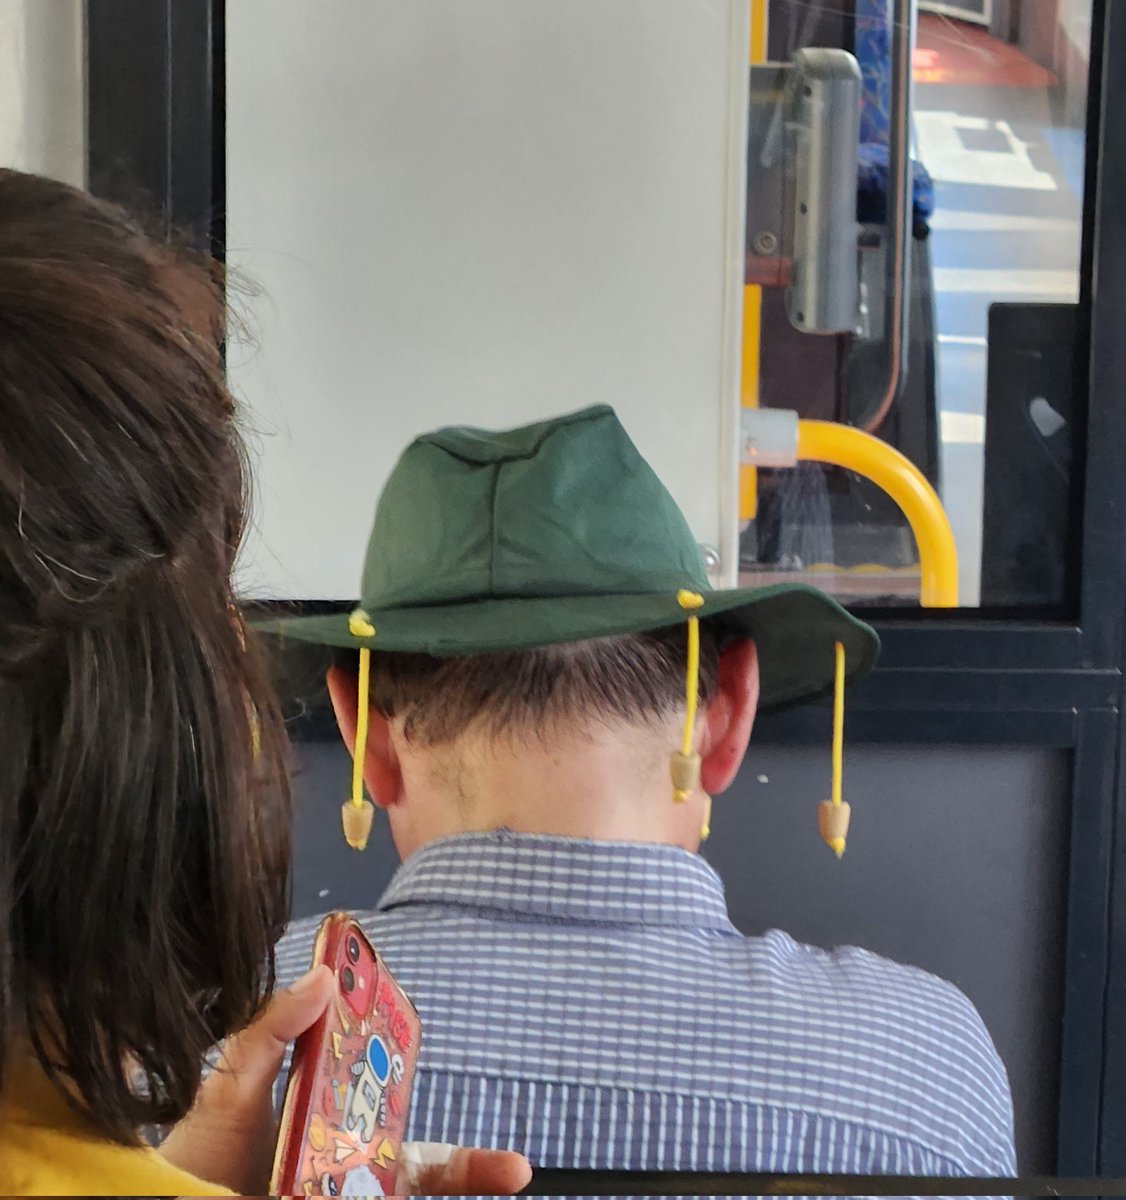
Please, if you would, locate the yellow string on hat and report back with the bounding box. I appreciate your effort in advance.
[670,589,704,803]
[341,609,377,851]
[817,641,851,858]
[831,640,844,808]
[680,592,702,759]
[351,635,373,810]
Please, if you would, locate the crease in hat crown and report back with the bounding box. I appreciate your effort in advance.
[357,404,709,615]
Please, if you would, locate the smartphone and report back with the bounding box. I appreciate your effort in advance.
[271,913,422,1197]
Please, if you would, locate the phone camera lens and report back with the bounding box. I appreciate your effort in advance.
[341,965,355,994]
[346,935,361,964]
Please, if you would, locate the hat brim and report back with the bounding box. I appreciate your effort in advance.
[253,583,878,713]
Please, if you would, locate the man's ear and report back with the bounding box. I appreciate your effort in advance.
[698,639,759,795]
[325,666,402,809]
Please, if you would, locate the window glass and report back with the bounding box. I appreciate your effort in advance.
[741,0,1091,609]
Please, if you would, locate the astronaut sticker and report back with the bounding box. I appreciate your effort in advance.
[344,1035,401,1145]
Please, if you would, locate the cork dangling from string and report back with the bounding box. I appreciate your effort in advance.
[342,610,377,851]
[670,590,705,806]
[817,641,851,858]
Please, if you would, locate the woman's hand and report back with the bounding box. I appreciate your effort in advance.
[160,965,336,1193]
[160,966,531,1195]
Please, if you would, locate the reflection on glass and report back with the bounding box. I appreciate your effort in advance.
[740,0,1091,609]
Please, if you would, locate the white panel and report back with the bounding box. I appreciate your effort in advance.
[226,0,748,599]
[0,0,85,185]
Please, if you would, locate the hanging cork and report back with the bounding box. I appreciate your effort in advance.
[817,798,851,860]
[341,797,376,851]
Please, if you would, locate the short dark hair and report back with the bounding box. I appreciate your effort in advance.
[365,624,720,746]
[0,170,290,1144]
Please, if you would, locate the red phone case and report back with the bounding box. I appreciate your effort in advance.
[271,913,421,1197]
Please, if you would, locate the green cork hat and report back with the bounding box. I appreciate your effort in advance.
[258,404,879,854]
[258,404,878,708]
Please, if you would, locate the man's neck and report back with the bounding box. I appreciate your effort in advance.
[394,724,706,852]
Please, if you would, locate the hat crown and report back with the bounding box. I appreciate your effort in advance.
[361,405,708,610]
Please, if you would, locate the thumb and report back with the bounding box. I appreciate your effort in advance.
[258,964,338,1044]
[216,965,336,1089]
[396,1145,533,1196]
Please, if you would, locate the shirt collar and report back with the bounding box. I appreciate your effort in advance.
[377,829,737,933]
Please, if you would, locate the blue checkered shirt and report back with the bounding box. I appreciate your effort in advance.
[275,831,1015,1175]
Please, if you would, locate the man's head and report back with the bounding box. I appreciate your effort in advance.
[260,405,879,857]
[325,624,759,857]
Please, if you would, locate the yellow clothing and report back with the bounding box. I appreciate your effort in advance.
[0,1057,231,1197]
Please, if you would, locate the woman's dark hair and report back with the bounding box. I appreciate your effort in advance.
[0,170,290,1143]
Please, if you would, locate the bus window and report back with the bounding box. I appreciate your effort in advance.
[741,0,1091,610]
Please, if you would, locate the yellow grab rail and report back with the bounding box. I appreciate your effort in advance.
[795,419,958,607]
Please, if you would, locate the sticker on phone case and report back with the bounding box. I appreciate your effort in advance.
[296,995,410,1192]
